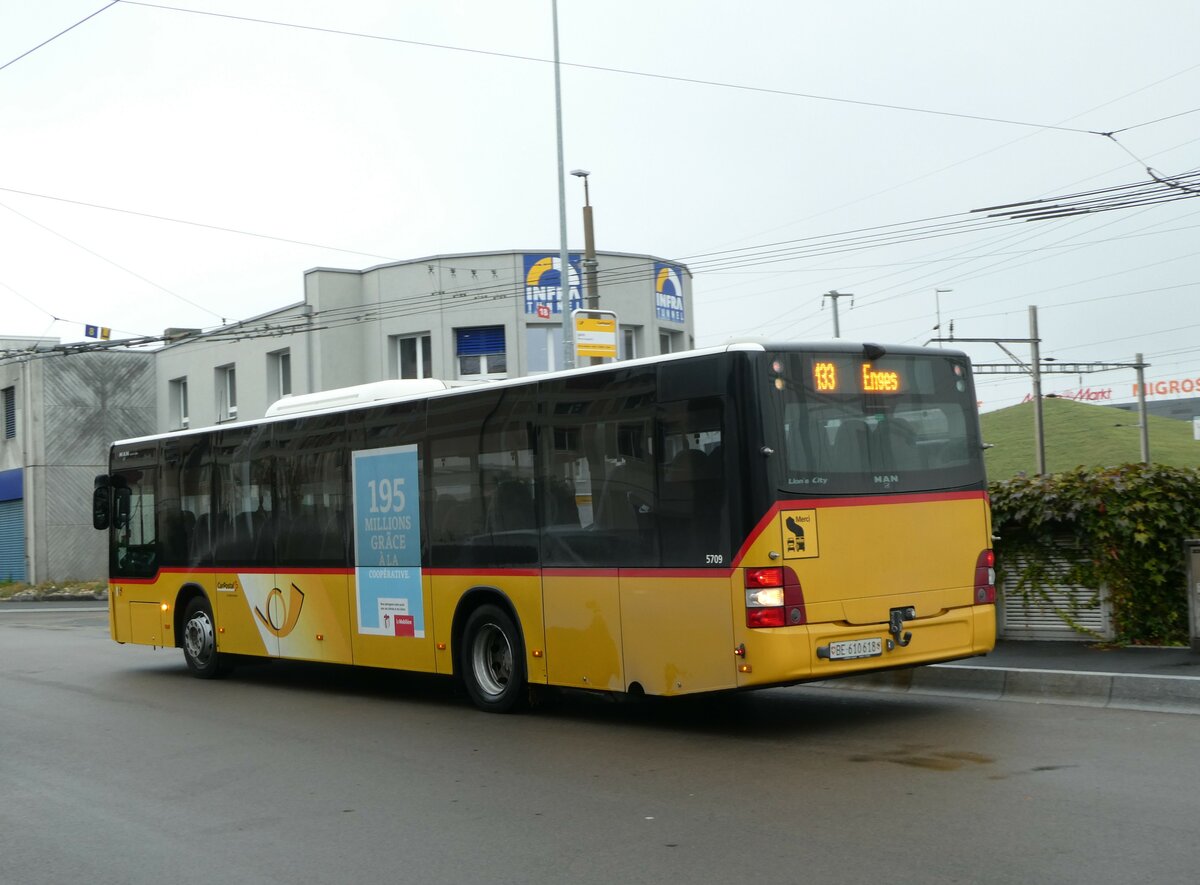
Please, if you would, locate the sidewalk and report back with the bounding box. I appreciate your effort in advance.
[814,640,1200,715]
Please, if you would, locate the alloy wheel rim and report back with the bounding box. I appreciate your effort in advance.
[471,622,512,698]
[184,611,215,666]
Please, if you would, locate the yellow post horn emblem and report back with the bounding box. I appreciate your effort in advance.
[254,583,305,637]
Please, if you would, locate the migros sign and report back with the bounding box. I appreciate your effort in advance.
[1132,375,1200,398]
[1018,374,1200,404]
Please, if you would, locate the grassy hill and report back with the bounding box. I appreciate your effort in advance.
[981,397,1200,479]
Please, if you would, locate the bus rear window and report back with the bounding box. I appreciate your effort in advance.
[767,351,985,495]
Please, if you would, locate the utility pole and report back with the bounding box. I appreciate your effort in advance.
[955,318,1149,472]
[1029,305,1045,475]
[823,290,852,338]
[571,170,599,309]
[934,288,952,345]
[1135,352,1150,463]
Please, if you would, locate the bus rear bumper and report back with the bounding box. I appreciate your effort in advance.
[736,604,996,689]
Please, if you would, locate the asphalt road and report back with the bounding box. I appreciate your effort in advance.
[2,604,1197,885]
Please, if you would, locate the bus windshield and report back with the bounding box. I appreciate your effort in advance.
[766,349,986,496]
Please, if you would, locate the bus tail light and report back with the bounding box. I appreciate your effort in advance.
[745,567,806,628]
[974,549,996,604]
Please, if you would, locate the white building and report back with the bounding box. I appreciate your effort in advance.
[1,249,693,582]
[156,250,692,432]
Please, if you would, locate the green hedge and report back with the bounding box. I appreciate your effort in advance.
[990,464,1200,645]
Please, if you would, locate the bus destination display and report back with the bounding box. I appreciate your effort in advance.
[812,360,901,394]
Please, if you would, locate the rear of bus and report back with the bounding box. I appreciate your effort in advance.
[731,342,995,687]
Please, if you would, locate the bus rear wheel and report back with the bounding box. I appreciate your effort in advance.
[182,596,222,679]
[462,604,527,713]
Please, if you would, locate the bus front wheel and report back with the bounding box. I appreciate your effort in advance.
[181,596,222,679]
[461,604,527,713]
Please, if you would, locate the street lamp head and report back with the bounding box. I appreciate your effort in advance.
[570,169,590,178]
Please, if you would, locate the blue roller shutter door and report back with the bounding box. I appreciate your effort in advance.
[0,500,24,582]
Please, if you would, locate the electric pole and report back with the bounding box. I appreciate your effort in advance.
[823,290,852,338]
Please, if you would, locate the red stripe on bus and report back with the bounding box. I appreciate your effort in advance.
[425,568,542,578]
[115,566,354,584]
[117,565,737,584]
[618,568,735,579]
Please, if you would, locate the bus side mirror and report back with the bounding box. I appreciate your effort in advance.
[92,475,111,531]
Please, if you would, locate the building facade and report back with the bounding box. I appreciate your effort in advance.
[154,250,692,432]
[0,339,155,583]
[2,250,693,582]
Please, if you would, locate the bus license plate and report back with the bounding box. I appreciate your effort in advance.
[828,638,883,660]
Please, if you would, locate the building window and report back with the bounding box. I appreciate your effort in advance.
[455,326,507,380]
[621,327,638,361]
[216,365,237,421]
[660,332,672,355]
[268,349,292,402]
[525,325,564,374]
[391,334,433,379]
[169,378,189,429]
[2,387,14,439]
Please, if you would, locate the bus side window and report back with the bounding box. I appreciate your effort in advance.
[539,369,657,567]
[112,456,160,578]
[274,414,349,568]
[657,398,728,567]
[428,387,537,567]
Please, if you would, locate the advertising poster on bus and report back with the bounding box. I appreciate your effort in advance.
[351,444,424,638]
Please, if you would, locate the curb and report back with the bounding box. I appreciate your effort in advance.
[0,591,108,603]
[809,663,1200,715]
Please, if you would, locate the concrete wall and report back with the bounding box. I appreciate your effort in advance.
[21,350,155,582]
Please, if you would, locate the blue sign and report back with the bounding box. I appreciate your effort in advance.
[351,445,423,637]
[654,263,685,324]
[0,468,22,502]
[524,254,583,314]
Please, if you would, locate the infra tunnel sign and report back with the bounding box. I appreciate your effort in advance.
[352,444,424,637]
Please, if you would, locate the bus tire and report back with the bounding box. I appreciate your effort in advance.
[181,596,222,679]
[461,604,527,713]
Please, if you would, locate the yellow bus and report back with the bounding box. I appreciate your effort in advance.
[93,341,995,712]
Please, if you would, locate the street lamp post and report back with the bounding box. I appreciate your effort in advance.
[571,169,599,310]
[552,0,574,369]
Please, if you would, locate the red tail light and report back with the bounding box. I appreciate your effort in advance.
[974,549,996,604]
[746,567,783,588]
[745,567,806,628]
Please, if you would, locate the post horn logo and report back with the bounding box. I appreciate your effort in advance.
[254,583,305,638]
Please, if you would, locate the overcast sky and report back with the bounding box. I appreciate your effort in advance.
[2,0,1198,411]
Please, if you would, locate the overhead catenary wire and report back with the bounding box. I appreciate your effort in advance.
[0,1,120,74]
[115,0,1115,138]
[5,4,1196,343]
[19,163,1200,354]
[0,186,400,262]
[6,3,1197,351]
[0,199,226,324]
